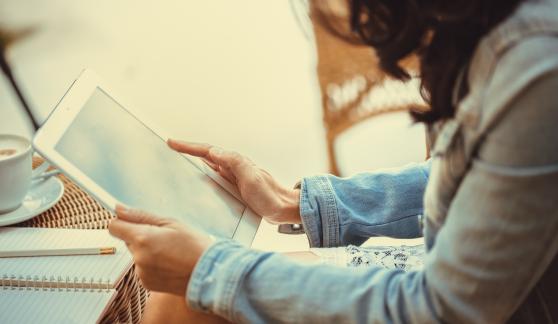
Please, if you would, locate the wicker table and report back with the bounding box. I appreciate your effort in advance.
[14,157,148,323]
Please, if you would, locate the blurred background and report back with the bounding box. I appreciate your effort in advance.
[0,0,426,251]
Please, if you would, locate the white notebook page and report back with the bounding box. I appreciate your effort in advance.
[0,289,116,324]
[0,228,132,287]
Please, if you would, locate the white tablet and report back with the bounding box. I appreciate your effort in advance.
[33,69,260,246]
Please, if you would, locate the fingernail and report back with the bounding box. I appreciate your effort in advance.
[115,204,130,215]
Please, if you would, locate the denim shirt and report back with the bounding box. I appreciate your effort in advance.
[186,1,558,322]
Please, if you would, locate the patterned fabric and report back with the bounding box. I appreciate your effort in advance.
[311,245,425,271]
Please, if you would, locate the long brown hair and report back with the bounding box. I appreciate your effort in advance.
[349,0,524,124]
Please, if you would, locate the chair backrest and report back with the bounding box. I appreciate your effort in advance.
[293,0,428,174]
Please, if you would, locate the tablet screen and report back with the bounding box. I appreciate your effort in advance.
[55,88,245,238]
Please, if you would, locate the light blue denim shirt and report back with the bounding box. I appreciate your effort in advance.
[186,1,558,322]
[299,162,429,248]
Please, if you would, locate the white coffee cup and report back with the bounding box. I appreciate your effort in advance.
[0,134,32,214]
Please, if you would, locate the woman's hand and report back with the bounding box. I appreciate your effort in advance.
[167,139,301,224]
[108,205,213,296]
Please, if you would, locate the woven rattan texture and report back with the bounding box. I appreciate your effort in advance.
[14,157,148,324]
[306,0,427,175]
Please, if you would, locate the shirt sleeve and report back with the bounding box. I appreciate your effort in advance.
[186,71,558,323]
[300,161,431,248]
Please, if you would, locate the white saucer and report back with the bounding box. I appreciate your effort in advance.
[0,177,64,226]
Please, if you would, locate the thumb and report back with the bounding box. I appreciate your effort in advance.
[115,204,170,226]
[167,139,212,158]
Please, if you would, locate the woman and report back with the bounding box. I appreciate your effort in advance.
[108,0,558,322]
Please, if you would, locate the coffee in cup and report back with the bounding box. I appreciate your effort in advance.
[0,134,32,214]
[0,148,18,159]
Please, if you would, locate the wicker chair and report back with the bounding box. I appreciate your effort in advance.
[292,0,428,175]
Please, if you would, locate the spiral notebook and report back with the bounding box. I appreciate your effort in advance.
[0,228,133,323]
[0,290,117,324]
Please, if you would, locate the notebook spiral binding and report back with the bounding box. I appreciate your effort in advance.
[0,274,112,292]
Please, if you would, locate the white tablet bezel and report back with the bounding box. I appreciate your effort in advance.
[33,69,261,246]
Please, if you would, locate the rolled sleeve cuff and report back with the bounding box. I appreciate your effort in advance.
[300,175,340,248]
[186,239,259,321]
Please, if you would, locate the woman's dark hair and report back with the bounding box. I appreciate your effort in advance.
[349,0,524,124]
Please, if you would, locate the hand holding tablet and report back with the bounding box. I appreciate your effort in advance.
[108,204,214,296]
[166,140,301,225]
[32,69,308,300]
